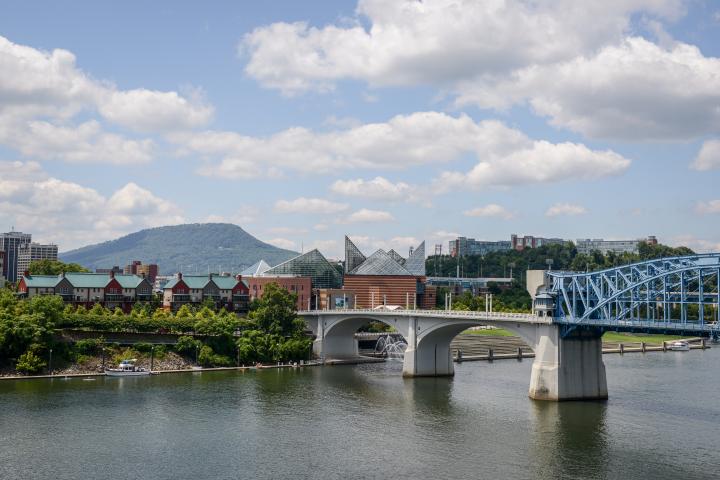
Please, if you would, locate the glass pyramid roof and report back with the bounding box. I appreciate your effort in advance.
[344,236,367,274]
[404,241,426,276]
[349,249,413,275]
[263,249,342,289]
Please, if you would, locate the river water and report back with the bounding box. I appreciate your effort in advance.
[1,348,719,480]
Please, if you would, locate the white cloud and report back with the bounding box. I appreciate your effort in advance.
[330,176,421,202]
[267,237,297,250]
[274,197,349,214]
[241,0,683,94]
[691,140,720,171]
[2,120,154,164]
[98,88,213,132]
[203,206,258,225]
[266,226,309,235]
[240,4,720,142]
[463,204,514,219]
[0,35,213,165]
[435,139,630,191]
[0,160,184,249]
[671,235,720,253]
[456,37,720,140]
[307,239,340,256]
[180,112,630,187]
[314,223,329,231]
[342,208,395,224]
[545,203,588,217]
[695,200,720,215]
[345,235,420,255]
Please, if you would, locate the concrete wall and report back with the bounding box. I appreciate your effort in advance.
[526,270,548,299]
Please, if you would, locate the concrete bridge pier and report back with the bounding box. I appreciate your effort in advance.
[527,324,608,401]
[402,320,477,377]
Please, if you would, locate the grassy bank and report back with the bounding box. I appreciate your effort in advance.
[462,327,689,344]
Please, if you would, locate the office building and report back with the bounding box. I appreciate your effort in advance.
[511,234,566,251]
[448,237,511,257]
[17,242,58,274]
[0,230,32,283]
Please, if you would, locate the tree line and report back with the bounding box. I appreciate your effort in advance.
[0,283,312,374]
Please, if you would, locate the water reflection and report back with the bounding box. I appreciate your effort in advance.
[530,401,609,479]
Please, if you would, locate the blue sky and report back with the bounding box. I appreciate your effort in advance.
[1,0,719,258]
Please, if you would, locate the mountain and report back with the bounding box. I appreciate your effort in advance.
[60,223,298,275]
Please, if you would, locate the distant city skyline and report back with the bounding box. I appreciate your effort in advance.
[1,1,719,257]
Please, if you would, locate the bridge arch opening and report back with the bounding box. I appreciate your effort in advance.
[318,315,409,361]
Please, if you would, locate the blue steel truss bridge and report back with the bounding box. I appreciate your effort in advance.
[546,253,720,339]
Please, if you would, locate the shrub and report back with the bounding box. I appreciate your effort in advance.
[175,336,201,356]
[74,338,103,355]
[15,350,46,374]
[134,342,153,353]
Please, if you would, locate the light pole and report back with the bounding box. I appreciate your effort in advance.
[509,262,515,280]
[195,345,199,365]
[546,258,554,271]
[48,348,52,375]
[150,346,155,372]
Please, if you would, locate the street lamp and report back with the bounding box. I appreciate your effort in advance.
[195,345,199,365]
[546,258,554,271]
[48,348,53,375]
[150,346,155,372]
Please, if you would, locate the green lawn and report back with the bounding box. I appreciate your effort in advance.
[601,332,688,344]
[461,328,688,344]
[461,328,516,337]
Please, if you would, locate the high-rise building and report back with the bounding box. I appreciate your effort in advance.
[0,231,32,283]
[135,263,159,282]
[123,261,158,282]
[17,243,58,274]
[124,260,142,275]
[0,250,5,285]
[448,237,512,257]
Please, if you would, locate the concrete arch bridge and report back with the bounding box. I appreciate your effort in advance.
[300,254,720,401]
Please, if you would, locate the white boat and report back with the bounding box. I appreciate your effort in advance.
[105,359,150,376]
[669,341,690,351]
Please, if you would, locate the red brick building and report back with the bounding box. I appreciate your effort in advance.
[245,276,312,311]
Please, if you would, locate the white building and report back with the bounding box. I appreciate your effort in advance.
[576,236,657,255]
[17,243,59,273]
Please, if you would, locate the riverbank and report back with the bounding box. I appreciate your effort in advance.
[0,359,323,381]
[450,333,711,362]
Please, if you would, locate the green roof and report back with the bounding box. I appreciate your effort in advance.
[212,275,239,289]
[163,274,239,290]
[22,275,61,288]
[64,273,111,288]
[22,273,147,289]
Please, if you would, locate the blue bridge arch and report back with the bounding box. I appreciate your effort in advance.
[546,253,720,336]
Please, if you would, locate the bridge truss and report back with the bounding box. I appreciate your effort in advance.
[548,254,720,336]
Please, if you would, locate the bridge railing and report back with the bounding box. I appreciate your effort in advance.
[299,308,537,321]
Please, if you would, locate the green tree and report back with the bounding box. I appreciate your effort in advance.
[15,350,47,374]
[248,283,303,336]
[28,260,89,275]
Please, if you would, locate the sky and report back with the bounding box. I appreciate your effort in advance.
[1,0,719,258]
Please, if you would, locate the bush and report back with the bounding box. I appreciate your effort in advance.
[15,350,46,374]
[175,336,201,356]
[74,338,103,355]
[198,345,233,367]
[134,342,153,353]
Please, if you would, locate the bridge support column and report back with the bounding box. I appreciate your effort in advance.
[403,318,463,377]
[528,325,607,401]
